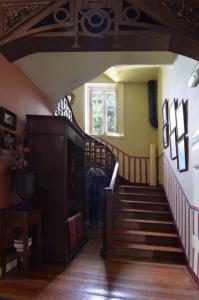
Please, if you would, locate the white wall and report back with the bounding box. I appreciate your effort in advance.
[159,55,199,205]
[15,52,176,110]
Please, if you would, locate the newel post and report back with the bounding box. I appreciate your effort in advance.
[101,187,113,257]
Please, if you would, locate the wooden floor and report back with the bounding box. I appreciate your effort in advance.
[0,239,199,300]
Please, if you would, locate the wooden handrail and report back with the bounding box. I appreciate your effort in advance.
[99,138,150,184]
[109,162,119,191]
[101,162,119,257]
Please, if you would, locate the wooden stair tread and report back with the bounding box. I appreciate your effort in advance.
[112,241,183,253]
[119,185,163,190]
[114,218,174,225]
[118,200,168,205]
[109,255,184,265]
[118,192,166,198]
[118,208,170,214]
[113,228,178,238]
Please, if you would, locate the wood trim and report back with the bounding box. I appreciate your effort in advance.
[166,190,199,287]
[164,154,199,211]
[163,153,199,284]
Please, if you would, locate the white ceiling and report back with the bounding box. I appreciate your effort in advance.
[15,51,177,109]
[104,65,160,83]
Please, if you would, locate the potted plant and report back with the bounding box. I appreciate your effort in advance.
[86,167,107,227]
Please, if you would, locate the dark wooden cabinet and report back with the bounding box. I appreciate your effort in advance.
[26,115,87,263]
[0,210,6,277]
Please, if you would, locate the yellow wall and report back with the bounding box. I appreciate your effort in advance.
[72,74,158,157]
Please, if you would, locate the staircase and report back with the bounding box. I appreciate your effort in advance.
[111,184,185,264]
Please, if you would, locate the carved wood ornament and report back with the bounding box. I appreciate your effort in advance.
[0,0,199,59]
[156,0,199,29]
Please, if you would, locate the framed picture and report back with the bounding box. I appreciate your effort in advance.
[170,129,177,160]
[0,107,17,130]
[176,100,186,140]
[162,124,169,149]
[0,129,17,150]
[169,99,178,133]
[177,136,188,172]
[162,99,168,126]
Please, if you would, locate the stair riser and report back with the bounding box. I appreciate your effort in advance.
[116,211,172,221]
[119,188,164,195]
[113,234,180,247]
[113,221,176,233]
[112,248,185,264]
[116,202,170,211]
[118,194,167,203]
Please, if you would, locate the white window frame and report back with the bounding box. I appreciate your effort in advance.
[85,83,124,137]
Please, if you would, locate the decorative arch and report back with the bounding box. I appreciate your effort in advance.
[0,0,199,61]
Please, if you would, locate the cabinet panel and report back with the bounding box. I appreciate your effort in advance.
[27,115,87,263]
[27,115,67,135]
[29,134,67,262]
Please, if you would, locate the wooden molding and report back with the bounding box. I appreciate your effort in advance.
[0,0,198,60]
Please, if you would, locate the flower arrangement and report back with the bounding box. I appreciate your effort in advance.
[86,167,106,177]
[10,136,31,170]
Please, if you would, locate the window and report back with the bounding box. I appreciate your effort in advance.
[85,83,124,136]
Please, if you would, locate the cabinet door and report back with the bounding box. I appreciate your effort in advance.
[29,134,67,262]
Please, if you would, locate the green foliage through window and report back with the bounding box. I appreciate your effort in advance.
[89,86,116,135]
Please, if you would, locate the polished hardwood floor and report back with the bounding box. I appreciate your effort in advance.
[0,238,199,300]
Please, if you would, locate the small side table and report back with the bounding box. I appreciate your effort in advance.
[6,209,41,275]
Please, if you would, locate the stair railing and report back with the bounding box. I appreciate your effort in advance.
[57,96,119,255]
[98,138,150,184]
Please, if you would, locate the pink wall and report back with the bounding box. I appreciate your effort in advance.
[0,55,52,208]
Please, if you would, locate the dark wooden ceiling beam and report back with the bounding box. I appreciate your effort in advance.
[0,0,199,61]
[131,0,199,39]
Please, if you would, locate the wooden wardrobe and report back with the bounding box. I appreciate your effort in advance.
[26,115,87,263]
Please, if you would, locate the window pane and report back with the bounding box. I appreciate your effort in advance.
[92,109,104,134]
[107,92,116,106]
[92,91,104,105]
[107,107,116,133]
[92,91,105,135]
[107,92,116,133]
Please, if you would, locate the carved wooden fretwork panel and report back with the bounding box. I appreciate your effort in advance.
[155,0,199,29]
[55,96,73,121]
[0,0,198,48]
[0,0,169,47]
[0,1,50,37]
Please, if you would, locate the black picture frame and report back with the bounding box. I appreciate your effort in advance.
[0,107,17,130]
[170,129,177,160]
[162,99,168,126]
[169,98,178,133]
[177,136,188,172]
[0,129,17,150]
[176,100,186,140]
[162,124,169,149]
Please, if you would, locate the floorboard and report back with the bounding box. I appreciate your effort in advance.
[0,239,199,300]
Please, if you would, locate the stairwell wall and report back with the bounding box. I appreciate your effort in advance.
[158,55,199,280]
[0,55,52,208]
[72,74,158,158]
